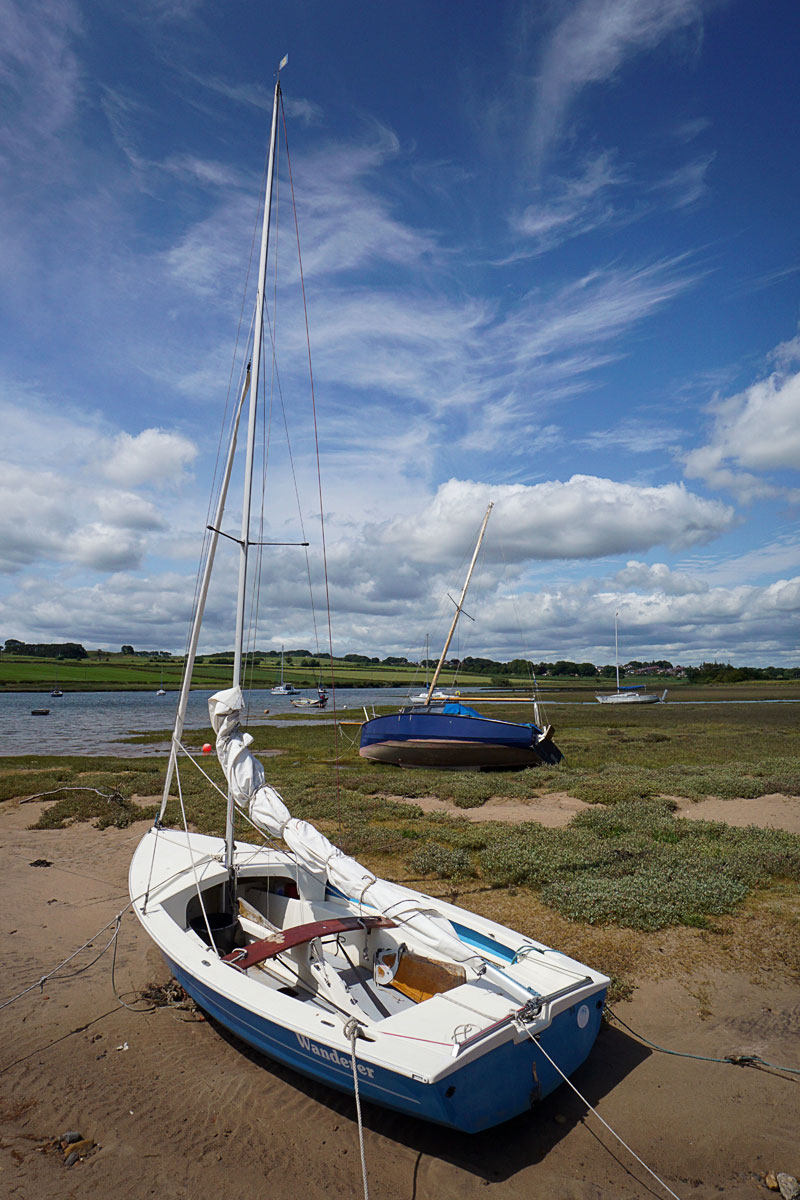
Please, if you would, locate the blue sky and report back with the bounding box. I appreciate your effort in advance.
[1,0,799,666]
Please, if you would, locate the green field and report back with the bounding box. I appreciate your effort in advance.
[0,651,494,692]
[5,649,799,699]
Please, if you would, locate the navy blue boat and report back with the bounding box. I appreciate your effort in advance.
[359,700,562,769]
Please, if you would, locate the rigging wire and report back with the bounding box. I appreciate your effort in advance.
[280,90,344,842]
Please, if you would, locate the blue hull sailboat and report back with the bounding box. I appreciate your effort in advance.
[359,504,562,769]
[129,69,603,1137]
[359,701,561,769]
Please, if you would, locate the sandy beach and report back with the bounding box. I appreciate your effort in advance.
[2,794,798,1200]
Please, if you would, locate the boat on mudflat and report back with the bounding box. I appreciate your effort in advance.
[359,699,562,768]
[128,68,606,1134]
[359,504,562,770]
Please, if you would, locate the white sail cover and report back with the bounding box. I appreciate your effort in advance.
[209,687,482,968]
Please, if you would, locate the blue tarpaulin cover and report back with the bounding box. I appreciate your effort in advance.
[442,702,483,718]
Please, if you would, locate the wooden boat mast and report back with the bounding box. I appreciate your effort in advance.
[424,502,493,706]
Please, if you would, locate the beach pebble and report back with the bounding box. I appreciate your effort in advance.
[64,1138,95,1164]
[777,1175,800,1200]
[61,1130,82,1144]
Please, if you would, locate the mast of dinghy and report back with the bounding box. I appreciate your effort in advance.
[424,502,493,706]
[224,71,282,873]
[233,77,280,691]
[157,367,251,824]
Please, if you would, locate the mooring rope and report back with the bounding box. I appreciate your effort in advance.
[344,1018,370,1200]
[606,1006,800,1076]
[533,1036,683,1200]
[0,908,131,1012]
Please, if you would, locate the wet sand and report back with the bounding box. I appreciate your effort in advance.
[1,795,798,1199]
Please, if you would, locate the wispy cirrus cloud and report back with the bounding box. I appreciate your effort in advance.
[511,151,624,250]
[528,0,706,166]
[649,153,714,209]
[0,0,83,163]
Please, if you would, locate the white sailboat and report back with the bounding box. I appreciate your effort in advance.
[270,646,298,695]
[596,612,667,705]
[129,68,607,1133]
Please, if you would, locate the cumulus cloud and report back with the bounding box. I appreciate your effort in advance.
[0,394,196,576]
[102,428,198,487]
[684,362,800,500]
[612,560,708,595]
[379,476,736,564]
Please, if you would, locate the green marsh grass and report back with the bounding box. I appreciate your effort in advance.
[3,696,799,982]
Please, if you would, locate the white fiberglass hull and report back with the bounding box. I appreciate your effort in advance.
[129,828,607,1132]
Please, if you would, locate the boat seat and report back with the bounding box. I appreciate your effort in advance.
[374,946,466,1003]
[223,914,395,972]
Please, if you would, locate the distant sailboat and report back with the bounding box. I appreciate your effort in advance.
[270,646,298,695]
[595,612,667,705]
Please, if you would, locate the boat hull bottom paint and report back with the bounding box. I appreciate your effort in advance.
[360,739,554,770]
[164,955,605,1133]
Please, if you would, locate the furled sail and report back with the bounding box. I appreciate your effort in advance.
[210,687,488,971]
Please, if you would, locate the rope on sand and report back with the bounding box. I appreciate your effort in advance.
[606,1006,800,1077]
[533,1035,683,1200]
[0,908,131,1011]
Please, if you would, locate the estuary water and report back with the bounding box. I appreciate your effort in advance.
[0,687,410,757]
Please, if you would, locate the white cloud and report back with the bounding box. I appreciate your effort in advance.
[377,475,735,565]
[580,418,682,454]
[0,389,199,576]
[685,362,800,500]
[512,152,624,251]
[649,154,714,208]
[0,0,83,159]
[529,0,704,164]
[65,524,148,572]
[612,560,708,595]
[102,429,198,487]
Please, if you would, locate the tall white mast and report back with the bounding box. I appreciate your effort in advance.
[615,610,620,692]
[233,76,281,690]
[224,71,283,872]
[425,502,493,705]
